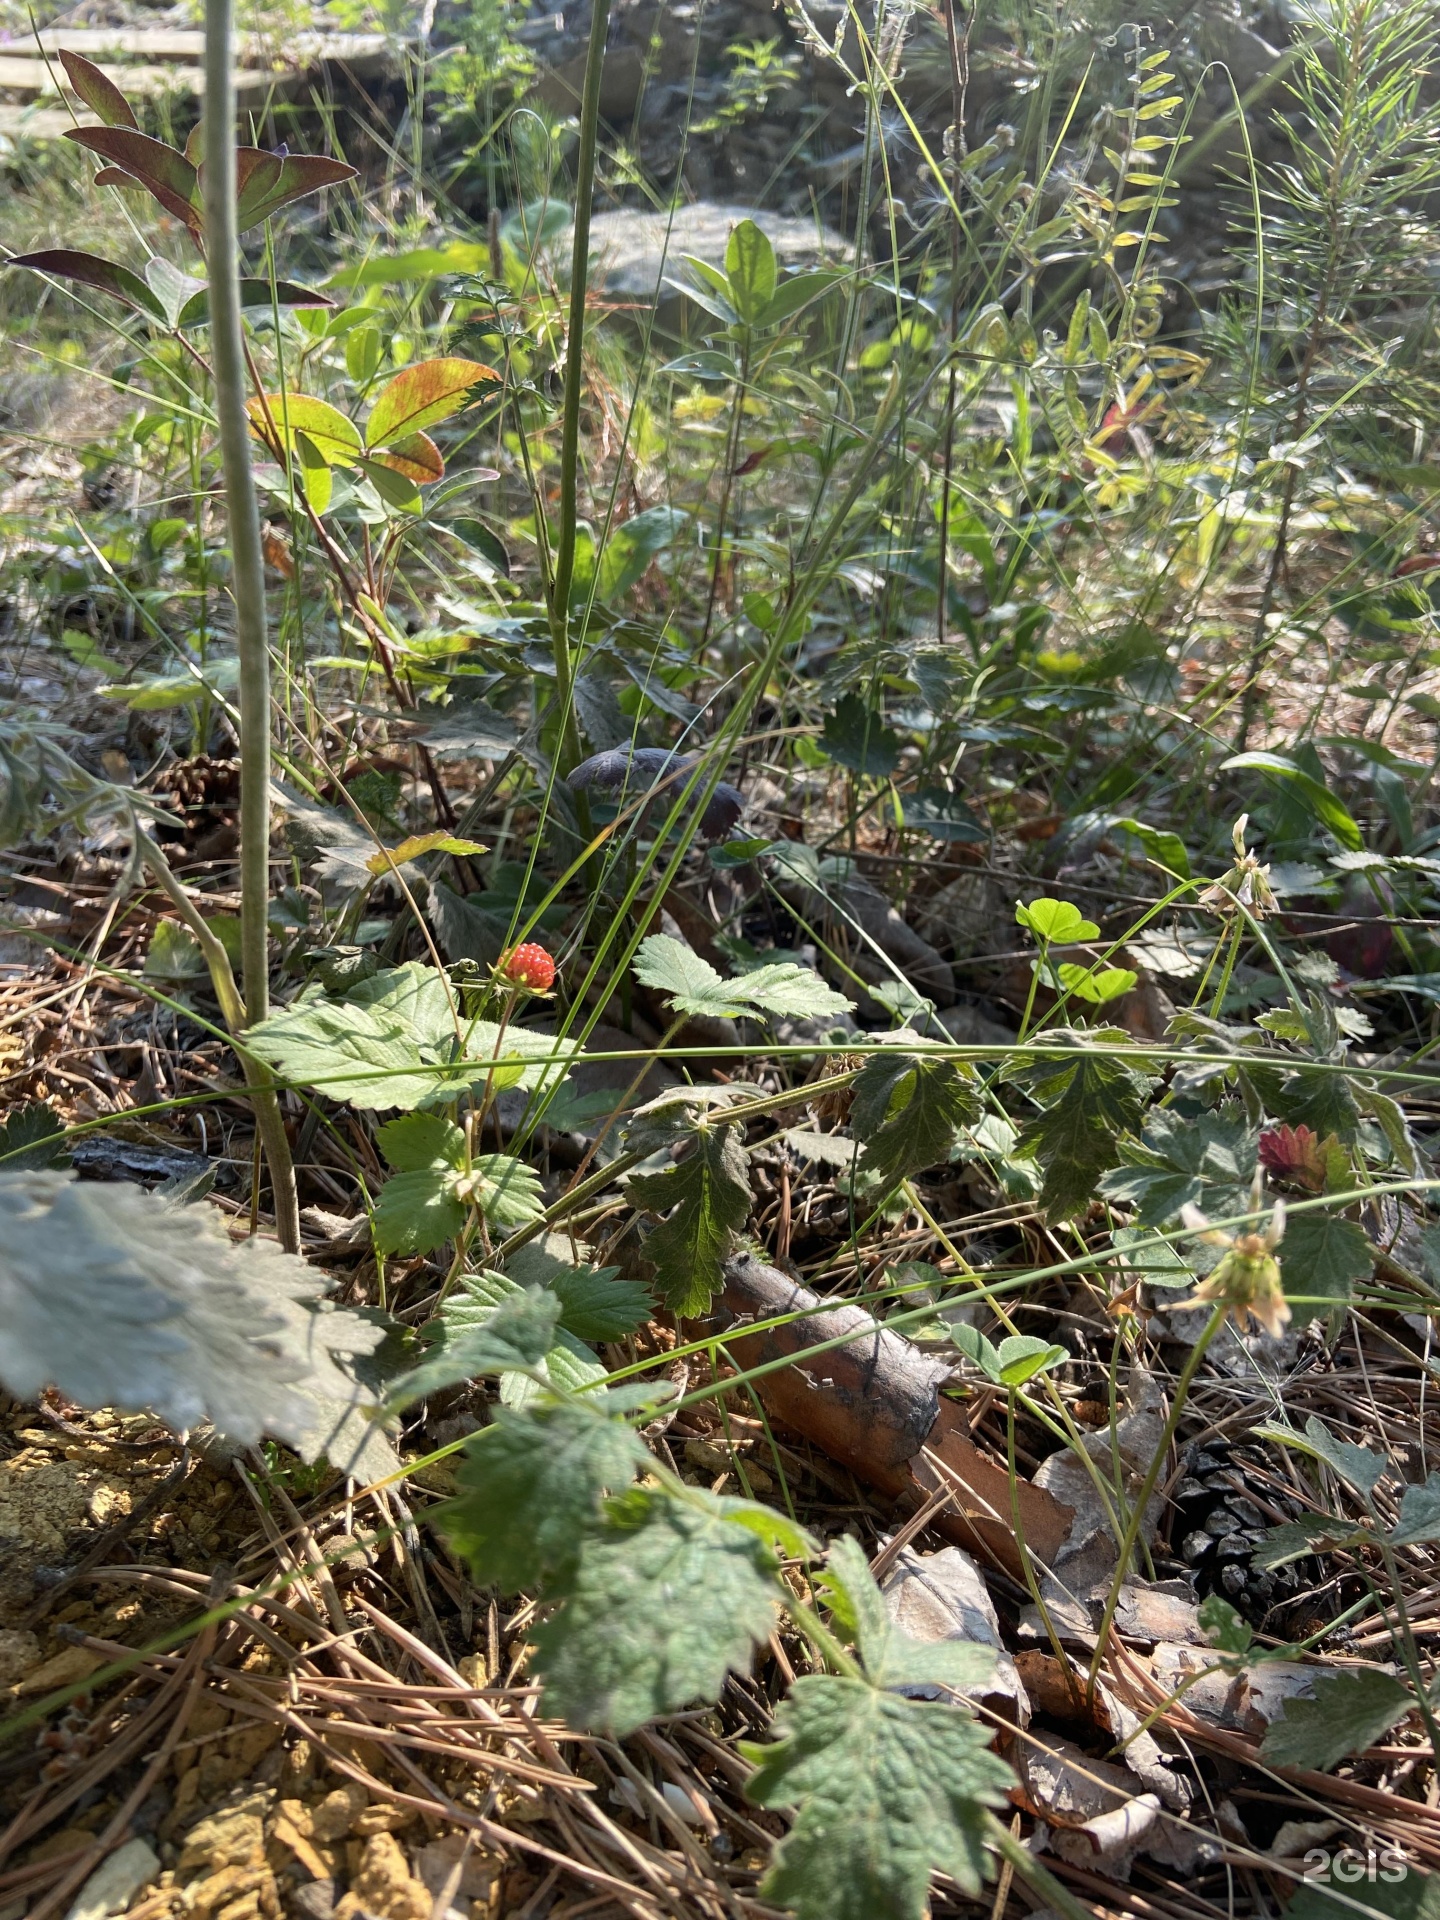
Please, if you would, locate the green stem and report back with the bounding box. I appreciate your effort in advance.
[548,0,611,775]
[1086,1301,1227,1694]
[136,828,299,1250]
[202,0,299,1253]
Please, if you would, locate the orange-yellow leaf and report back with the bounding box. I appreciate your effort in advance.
[364,358,498,449]
[367,430,445,485]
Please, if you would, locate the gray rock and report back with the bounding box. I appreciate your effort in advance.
[585,204,849,304]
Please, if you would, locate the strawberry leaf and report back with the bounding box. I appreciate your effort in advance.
[635,932,851,1023]
[1005,1029,1152,1221]
[1281,1211,1372,1326]
[627,1115,751,1313]
[387,1288,562,1410]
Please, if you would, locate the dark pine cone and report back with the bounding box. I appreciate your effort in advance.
[150,756,242,843]
[1172,1438,1328,1634]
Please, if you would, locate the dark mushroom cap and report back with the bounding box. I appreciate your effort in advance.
[568,746,744,843]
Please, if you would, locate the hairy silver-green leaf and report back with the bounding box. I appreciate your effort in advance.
[0,1172,396,1477]
[635,933,852,1024]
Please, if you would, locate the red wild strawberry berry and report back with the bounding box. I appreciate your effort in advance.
[499,942,556,992]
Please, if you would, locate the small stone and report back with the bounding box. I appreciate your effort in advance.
[290,1880,337,1920]
[176,1792,272,1876]
[12,1645,103,1696]
[347,1833,430,1920]
[64,1838,160,1920]
[308,1785,369,1843]
[0,1628,41,1688]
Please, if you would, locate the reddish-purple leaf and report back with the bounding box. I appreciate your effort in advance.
[367,431,445,485]
[8,248,167,322]
[58,50,138,130]
[229,149,358,232]
[364,358,499,450]
[1258,1123,1329,1194]
[66,126,200,235]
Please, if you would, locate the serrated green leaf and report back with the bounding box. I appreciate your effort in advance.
[634,933,851,1023]
[1007,1032,1150,1221]
[820,1535,997,1694]
[373,1166,466,1256]
[387,1289,561,1410]
[1284,1873,1440,1920]
[1255,1415,1388,1496]
[0,1104,70,1171]
[851,1052,981,1191]
[459,1153,545,1229]
[1391,1472,1440,1546]
[376,1111,465,1172]
[628,1120,751,1313]
[247,963,572,1111]
[438,1397,649,1592]
[1100,1108,1255,1225]
[1282,1211,1372,1326]
[533,1485,783,1733]
[1198,1593,1253,1655]
[1260,1668,1412,1771]
[744,1674,1012,1920]
[546,1263,654,1342]
[820,694,902,777]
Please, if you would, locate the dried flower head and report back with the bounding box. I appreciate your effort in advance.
[1198,813,1277,920]
[1168,1181,1290,1339]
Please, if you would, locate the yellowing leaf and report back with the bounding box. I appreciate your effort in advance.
[364,358,499,449]
[365,832,488,873]
[246,392,362,467]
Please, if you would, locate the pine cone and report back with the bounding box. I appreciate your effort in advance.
[1171,1438,1324,1632]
